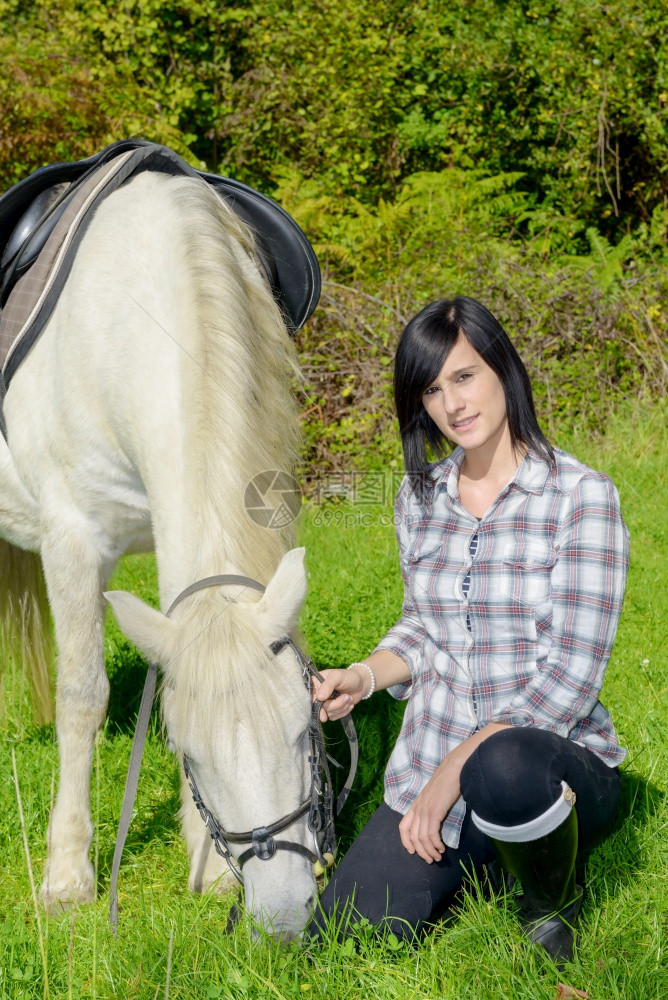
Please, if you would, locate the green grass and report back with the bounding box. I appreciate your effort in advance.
[1,402,666,999]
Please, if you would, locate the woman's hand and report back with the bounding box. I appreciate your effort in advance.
[312,667,366,722]
[398,722,512,863]
[398,760,462,862]
[312,651,410,722]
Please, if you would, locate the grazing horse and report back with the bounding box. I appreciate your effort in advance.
[0,165,319,938]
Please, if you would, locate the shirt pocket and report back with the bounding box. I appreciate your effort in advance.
[407,534,443,565]
[501,539,556,613]
[404,532,448,614]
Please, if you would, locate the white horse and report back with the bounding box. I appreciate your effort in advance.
[0,169,318,937]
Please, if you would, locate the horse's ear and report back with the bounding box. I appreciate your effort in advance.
[258,547,307,632]
[104,591,175,664]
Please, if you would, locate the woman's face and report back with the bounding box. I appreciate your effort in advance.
[421,334,509,455]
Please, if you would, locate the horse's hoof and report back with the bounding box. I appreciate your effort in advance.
[40,877,95,915]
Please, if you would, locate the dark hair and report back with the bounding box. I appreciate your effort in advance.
[394,297,554,501]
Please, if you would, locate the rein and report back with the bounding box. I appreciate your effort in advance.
[109,573,358,931]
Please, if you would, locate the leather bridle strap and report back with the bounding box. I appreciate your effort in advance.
[110,574,267,930]
[183,668,358,882]
[296,645,359,818]
[109,659,157,931]
[182,754,321,882]
[166,574,266,613]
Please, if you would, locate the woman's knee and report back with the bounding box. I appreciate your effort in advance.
[460,727,568,827]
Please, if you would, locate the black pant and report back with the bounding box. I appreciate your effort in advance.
[309,728,620,940]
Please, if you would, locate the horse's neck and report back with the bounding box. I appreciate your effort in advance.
[142,392,291,607]
[150,471,289,609]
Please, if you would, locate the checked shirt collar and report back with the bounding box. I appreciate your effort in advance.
[433,447,551,506]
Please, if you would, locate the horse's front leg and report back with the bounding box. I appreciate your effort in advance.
[39,530,111,912]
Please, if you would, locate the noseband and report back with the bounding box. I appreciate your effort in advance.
[109,572,358,929]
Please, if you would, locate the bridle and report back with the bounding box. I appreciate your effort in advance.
[182,636,356,883]
[109,572,358,929]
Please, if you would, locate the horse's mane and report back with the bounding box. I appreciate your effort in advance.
[171,176,301,585]
[157,176,303,733]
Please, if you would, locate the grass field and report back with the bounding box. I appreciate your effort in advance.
[0,403,665,999]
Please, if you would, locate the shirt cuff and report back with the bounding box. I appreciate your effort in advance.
[374,629,422,701]
[492,707,535,727]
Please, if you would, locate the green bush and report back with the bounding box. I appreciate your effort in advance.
[1,0,666,477]
[283,167,667,475]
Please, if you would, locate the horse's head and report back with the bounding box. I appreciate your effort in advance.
[106,547,319,939]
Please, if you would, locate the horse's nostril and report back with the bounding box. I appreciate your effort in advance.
[225,903,241,933]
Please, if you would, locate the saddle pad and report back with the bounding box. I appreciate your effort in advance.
[0,145,168,388]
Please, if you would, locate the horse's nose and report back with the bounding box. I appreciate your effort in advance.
[256,895,316,943]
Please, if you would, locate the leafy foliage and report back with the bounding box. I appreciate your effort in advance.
[216,0,668,231]
[282,167,666,474]
[0,0,666,473]
[3,0,667,227]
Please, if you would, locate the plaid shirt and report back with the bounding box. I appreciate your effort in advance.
[376,447,629,848]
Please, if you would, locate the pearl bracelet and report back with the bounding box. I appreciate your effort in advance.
[348,661,376,700]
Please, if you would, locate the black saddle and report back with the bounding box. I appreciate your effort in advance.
[0,139,320,334]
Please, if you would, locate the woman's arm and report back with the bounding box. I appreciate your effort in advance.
[314,658,512,862]
[492,472,629,733]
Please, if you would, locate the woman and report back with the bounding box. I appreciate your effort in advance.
[311,297,629,965]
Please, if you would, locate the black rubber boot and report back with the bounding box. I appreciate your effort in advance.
[490,807,582,967]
